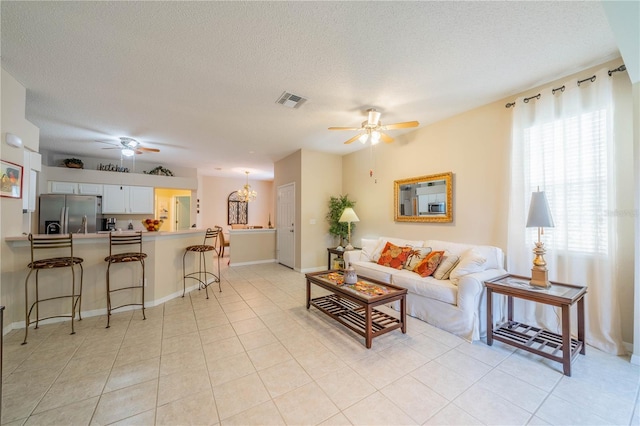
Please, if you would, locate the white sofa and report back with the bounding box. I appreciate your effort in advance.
[343,237,507,341]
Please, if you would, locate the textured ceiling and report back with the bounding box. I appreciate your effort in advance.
[1,1,620,180]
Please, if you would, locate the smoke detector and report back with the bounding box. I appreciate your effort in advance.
[276,91,307,109]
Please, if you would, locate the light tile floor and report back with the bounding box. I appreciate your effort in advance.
[2,262,639,425]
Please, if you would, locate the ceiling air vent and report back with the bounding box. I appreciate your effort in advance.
[276,91,307,109]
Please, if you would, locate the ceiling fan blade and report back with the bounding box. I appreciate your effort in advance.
[380,133,394,144]
[344,133,363,145]
[381,121,419,130]
[328,126,362,131]
[138,147,160,153]
[101,146,120,150]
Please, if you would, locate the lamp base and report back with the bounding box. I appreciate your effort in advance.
[530,267,551,288]
[344,243,354,251]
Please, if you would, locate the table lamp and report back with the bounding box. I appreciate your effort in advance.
[526,190,554,288]
[339,207,360,251]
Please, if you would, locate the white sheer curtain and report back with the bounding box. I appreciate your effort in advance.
[507,67,624,354]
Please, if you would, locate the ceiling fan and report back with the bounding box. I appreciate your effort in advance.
[101,137,160,156]
[329,108,419,145]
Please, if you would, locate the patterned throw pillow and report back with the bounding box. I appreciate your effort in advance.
[376,242,412,270]
[413,251,445,277]
[432,255,460,280]
[403,247,433,270]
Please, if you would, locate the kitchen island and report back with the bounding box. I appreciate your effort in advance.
[228,228,276,266]
[3,229,209,331]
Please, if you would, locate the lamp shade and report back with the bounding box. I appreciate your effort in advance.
[526,191,554,228]
[339,207,360,223]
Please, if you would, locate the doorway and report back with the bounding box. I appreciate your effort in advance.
[175,196,191,230]
[277,183,295,269]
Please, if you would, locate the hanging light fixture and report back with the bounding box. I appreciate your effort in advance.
[237,171,257,202]
[121,148,135,157]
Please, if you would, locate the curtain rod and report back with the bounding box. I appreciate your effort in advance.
[505,63,626,108]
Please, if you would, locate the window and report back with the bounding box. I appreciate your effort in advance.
[524,109,608,254]
[227,191,248,225]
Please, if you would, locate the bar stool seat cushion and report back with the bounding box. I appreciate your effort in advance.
[105,252,148,263]
[185,244,216,252]
[28,257,84,269]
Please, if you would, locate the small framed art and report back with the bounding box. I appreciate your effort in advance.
[0,160,23,199]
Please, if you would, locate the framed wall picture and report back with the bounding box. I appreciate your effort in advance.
[0,160,23,199]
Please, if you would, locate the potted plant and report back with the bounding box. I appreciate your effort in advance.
[62,158,83,169]
[326,194,356,249]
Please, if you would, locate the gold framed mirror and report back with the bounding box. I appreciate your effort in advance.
[394,172,453,222]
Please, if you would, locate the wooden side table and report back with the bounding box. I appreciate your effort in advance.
[485,274,587,376]
[327,247,345,270]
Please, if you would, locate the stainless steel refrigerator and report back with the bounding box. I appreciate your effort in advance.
[39,194,103,234]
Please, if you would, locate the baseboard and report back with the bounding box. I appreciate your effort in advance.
[229,259,276,267]
[300,266,329,273]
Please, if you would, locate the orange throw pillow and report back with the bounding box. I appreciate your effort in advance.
[413,251,445,277]
[376,242,412,270]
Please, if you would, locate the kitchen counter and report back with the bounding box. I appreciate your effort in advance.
[2,229,211,330]
[5,228,204,242]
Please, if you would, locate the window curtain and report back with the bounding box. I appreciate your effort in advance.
[507,67,624,355]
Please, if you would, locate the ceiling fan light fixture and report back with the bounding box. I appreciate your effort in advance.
[121,148,135,157]
[359,133,369,144]
[370,131,381,145]
[367,109,381,126]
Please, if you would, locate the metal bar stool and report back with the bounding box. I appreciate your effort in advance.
[23,234,83,345]
[216,226,230,258]
[105,231,146,328]
[183,228,221,299]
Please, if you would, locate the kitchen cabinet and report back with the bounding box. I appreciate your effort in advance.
[78,183,103,195]
[103,185,153,214]
[49,181,78,194]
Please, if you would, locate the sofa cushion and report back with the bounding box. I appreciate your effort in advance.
[433,254,460,280]
[391,270,457,305]
[449,248,487,285]
[413,251,445,277]
[377,242,412,270]
[372,237,424,261]
[423,240,502,270]
[350,260,394,283]
[361,238,383,262]
[403,247,432,270]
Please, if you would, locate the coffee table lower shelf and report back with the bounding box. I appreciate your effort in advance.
[310,294,402,342]
[493,321,583,363]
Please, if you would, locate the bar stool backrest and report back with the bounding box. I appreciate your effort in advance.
[29,233,74,264]
[204,228,219,247]
[108,232,143,256]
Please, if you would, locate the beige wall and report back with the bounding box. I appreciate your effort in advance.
[634,81,640,364]
[301,150,343,270]
[1,69,40,318]
[343,100,511,249]
[198,175,274,231]
[342,58,636,345]
[274,150,302,269]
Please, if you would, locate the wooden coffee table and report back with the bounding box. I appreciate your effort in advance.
[306,270,407,348]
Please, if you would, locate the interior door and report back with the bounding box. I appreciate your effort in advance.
[175,196,191,231]
[277,183,295,269]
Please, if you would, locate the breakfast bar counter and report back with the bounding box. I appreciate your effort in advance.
[2,229,208,330]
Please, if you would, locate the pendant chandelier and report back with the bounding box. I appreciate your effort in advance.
[237,171,257,202]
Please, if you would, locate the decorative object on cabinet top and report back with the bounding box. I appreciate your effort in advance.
[62,158,84,169]
[97,163,129,173]
[144,165,174,176]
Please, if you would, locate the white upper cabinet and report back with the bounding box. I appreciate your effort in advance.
[49,181,78,194]
[103,185,153,214]
[128,186,154,214]
[78,183,103,195]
